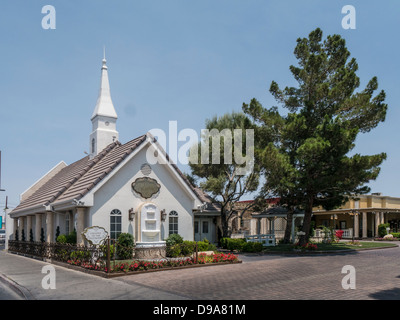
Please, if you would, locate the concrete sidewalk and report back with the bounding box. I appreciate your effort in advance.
[0,249,189,300]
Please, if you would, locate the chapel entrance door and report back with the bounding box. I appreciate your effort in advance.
[194,218,214,243]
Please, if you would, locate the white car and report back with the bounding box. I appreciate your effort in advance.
[0,230,5,244]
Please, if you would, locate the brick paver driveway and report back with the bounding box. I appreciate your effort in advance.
[115,244,400,300]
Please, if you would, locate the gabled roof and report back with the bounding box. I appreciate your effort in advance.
[11,134,219,216]
[11,135,146,215]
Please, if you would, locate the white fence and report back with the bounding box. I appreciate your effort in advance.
[313,228,353,240]
[245,234,276,247]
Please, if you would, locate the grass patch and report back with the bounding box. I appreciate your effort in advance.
[263,241,397,253]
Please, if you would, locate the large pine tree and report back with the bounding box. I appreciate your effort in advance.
[244,28,388,245]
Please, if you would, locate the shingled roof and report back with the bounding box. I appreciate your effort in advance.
[11,135,147,214]
[11,134,219,215]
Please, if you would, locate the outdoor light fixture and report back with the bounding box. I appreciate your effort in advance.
[161,209,167,222]
[128,208,135,221]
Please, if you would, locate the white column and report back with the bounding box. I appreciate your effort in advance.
[76,207,86,245]
[35,214,42,242]
[354,213,359,239]
[362,212,367,238]
[46,211,54,243]
[375,212,380,237]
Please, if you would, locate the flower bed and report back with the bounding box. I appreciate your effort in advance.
[66,252,241,275]
[292,242,318,251]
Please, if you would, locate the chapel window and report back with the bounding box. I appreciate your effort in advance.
[169,211,178,235]
[110,209,122,240]
[91,138,95,154]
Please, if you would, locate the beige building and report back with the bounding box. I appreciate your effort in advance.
[313,193,400,238]
[235,193,400,240]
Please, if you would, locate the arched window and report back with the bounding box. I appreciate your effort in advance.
[169,211,178,235]
[110,209,122,240]
[91,138,95,154]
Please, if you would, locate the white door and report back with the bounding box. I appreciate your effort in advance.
[194,218,213,242]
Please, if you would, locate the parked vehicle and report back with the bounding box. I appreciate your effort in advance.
[0,229,5,243]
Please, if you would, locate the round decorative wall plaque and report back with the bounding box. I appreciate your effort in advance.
[82,226,108,245]
[140,163,152,176]
[132,177,161,199]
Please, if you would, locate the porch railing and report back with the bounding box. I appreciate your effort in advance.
[313,228,354,239]
[335,229,353,239]
[8,240,109,268]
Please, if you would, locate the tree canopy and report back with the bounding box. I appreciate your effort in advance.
[243,28,387,245]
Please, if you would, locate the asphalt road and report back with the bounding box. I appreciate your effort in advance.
[0,280,23,300]
[1,242,400,301]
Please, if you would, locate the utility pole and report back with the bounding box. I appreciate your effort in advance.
[0,151,5,192]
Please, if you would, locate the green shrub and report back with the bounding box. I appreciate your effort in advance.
[165,233,184,247]
[56,234,68,244]
[242,241,263,253]
[378,223,390,237]
[66,230,77,244]
[197,239,217,252]
[181,241,196,256]
[117,233,135,260]
[166,244,181,257]
[221,238,246,251]
[70,250,91,261]
[390,232,400,238]
[55,226,60,241]
[100,244,115,258]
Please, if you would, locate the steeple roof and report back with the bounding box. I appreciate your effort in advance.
[91,55,118,120]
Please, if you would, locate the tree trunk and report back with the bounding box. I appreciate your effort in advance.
[283,210,294,243]
[299,197,314,246]
[221,210,231,238]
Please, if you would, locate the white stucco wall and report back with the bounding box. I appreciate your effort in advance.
[87,145,196,242]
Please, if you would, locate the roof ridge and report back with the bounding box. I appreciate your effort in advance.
[45,141,120,206]
[67,135,148,201]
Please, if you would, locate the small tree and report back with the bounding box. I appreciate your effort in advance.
[40,228,45,243]
[66,230,77,244]
[189,112,262,238]
[378,223,390,238]
[15,228,19,241]
[21,229,25,242]
[117,233,135,260]
[29,229,34,242]
[55,226,60,241]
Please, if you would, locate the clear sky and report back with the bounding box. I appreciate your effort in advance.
[0,0,399,209]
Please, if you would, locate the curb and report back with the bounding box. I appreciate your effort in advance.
[51,259,243,278]
[0,273,35,300]
[232,243,399,257]
[261,243,399,255]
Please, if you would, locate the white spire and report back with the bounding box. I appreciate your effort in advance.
[89,52,119,158]
[91,51,118,120]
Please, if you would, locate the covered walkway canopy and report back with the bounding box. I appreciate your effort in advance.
[251,206,304,242]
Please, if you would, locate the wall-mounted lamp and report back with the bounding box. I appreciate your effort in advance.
[129,208,135,221]
[161,209,167,222]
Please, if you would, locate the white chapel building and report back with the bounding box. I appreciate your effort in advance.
[7,56,220,255]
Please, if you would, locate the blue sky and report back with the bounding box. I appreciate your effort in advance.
[0,0,399,209]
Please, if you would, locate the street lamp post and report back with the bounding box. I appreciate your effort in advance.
[0,150,5,192]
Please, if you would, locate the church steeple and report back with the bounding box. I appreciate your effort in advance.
[90,52,119,158]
